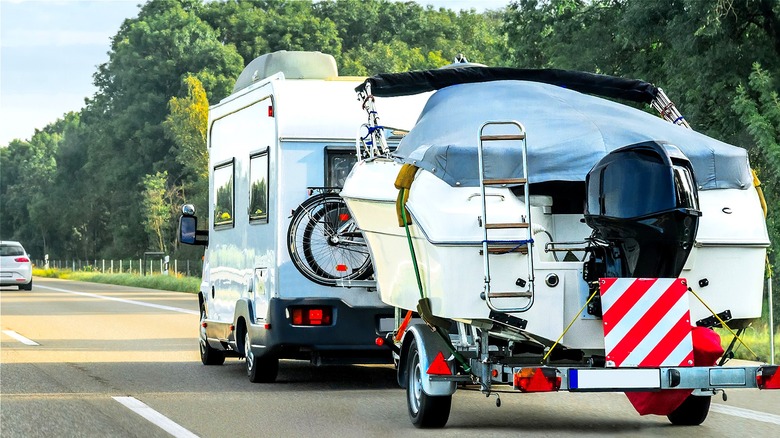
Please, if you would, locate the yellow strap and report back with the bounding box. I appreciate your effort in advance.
[542,288,600,363]
[394,163,418,189]
[395,164,418,227]
[688,286,760,360]
[752,169,768,218]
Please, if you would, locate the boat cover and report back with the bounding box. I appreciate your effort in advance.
[377,75,750,191]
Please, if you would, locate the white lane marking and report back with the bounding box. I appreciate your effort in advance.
[113,396,199,438]
[711,403,780,426]
[36,284,198,315]
[2,330,40,346]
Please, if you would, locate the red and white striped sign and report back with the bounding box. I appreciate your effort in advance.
[600,278,694,368]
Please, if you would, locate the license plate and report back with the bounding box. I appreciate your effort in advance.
[569,368,661,391]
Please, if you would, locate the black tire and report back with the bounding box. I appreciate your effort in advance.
[667,394,711,426]
[199,306,225,366]
[287,193,373,286]
[20,279,32,291]
[406,339,452,428]
[245,331,278,383]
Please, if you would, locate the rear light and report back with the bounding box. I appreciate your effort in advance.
[14,257,30,263]
[513,367,561,393]
[757,366,780,389]
[290,306,332,326]
[426,352,452,376]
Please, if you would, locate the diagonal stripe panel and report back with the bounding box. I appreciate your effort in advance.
[638,312,694,367]
[600,278,693,368]
[607,282,687,365]
[602,278,656,337]
[602,279,672,350]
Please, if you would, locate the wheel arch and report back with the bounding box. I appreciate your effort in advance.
[399,324,457,397]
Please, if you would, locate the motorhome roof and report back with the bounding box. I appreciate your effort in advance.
[211,76,428,142]
[233,51,339,93]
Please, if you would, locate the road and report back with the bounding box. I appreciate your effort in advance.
[1,277,779,437]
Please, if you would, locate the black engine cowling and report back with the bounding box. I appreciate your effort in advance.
[583,141,701,281]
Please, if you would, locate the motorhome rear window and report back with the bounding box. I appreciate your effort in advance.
[213,160,235,229]
[249,150,269,223]
[326,148,357,188]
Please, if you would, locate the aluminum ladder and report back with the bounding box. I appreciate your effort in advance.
[477,121,534,313]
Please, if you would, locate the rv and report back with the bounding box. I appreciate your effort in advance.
[179,51,426,382]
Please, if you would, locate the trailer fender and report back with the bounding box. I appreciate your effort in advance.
[398,324,457,397]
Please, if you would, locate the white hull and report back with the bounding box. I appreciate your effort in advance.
[341,159,768,348]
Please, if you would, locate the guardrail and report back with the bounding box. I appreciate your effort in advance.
[34,258,202,277]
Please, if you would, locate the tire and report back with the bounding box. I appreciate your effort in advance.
[287,193,373,286]
[667,394,711,426]
[406,339,452,428]
[245,330,278,383]
[20,279,32,291]
[199,306,225,366]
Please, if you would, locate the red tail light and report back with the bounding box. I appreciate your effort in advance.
[514,367,561,393]
[14,257,30,263]
[426,352,452,376]
[757,366,780,390]
[290,306,332,326]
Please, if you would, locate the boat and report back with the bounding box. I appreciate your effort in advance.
[340,67,769,351]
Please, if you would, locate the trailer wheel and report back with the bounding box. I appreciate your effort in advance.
[406,339,451,428]
[245,331,278,383]
[667,394,711,426]
[199,306,225,365]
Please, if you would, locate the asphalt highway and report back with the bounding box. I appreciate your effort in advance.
[1,277,778,437]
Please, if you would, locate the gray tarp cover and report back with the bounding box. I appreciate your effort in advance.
[393,80,751,190]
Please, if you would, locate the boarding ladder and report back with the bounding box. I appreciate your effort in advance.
[477,121,534,313]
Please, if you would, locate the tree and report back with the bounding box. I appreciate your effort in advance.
[78,0,242,257]
[734,64,780,327]
[164,75,209,185]
[0,114,78,258]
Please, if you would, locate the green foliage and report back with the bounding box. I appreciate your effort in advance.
[3,1,779,336]
[32,267,200,293]
[733,64,780,325]
[716,326,780,365]
[141,171,176,252]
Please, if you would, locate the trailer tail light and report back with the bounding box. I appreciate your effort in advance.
[14,257,30,263]
[268,105,274,117]
[514,367,561,393]
[426,352,452,376]
[757,366,780,390]
[290,306,332,326]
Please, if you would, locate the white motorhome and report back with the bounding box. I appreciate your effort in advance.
[179,51,426,382]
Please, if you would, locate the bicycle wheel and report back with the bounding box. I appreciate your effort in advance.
[287,193,373,286]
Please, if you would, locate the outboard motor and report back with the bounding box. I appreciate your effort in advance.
[583,142,701,296]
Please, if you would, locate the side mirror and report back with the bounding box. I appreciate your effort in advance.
[179,204,208,246]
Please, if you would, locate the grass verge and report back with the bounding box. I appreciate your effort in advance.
[716,325,779,364]
[33,268,200,294]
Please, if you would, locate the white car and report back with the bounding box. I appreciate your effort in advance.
[0,241,33,290]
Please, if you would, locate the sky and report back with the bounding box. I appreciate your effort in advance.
[0,0,512,146]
